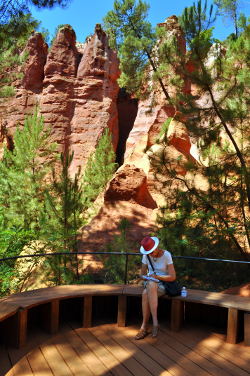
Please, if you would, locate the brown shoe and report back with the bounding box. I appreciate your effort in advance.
[151,325,159,338]
[134,328,148,340]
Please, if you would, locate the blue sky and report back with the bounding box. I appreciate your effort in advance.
[30,0,250,43]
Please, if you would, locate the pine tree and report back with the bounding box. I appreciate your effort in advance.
[104,0,250,260]
[82,128,118,209]
[103,0,170,99]
[0,1,70,23]
[151,0,250,259]
[0,109,57,230]
[214,0,242,37]
[42,151,85,284]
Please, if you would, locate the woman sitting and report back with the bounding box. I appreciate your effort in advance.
[135,236,176,339]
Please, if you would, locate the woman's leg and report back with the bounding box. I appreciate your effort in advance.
[146,281,159,327]
[141,288,150,329]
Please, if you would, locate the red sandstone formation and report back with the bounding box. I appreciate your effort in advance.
[78,164,158,251]
[69,24,120,174]
[22,32,48,91]
[123,16,199,173]
[0,25,120,175]
[0,17,201,252]
[79,200,157,252]
[104,164,157,209]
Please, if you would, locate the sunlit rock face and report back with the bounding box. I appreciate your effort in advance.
[22,32,48,91]
[123,16,200,176]
[0,25,120,175]
[104,164,157,209]
[0,17,204,252]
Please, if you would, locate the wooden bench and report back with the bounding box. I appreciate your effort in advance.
[0,284,125,348]
[0,284,249,348]
[121,285,250,346]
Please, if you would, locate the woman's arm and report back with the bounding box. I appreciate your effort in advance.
[152,263,176,282]
[141,263,148,276]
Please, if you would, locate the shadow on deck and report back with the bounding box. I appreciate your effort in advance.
[1,322,249,376]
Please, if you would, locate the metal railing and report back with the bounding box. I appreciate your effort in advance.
[0,251,249,296]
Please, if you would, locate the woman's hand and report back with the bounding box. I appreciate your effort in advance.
[149,274,159,280]
[150,264,176,282]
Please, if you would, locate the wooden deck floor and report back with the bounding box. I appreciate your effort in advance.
[1,322,249,376]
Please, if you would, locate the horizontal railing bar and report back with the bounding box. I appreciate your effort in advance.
[0,251,249,264]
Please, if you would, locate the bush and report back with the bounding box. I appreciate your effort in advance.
[0,85,15,97]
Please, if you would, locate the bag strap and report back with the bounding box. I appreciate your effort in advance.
[146,255,155,272]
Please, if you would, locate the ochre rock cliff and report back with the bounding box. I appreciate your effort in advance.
[0,19,200,251]
[79,17,201,251]
[0,25,120,174]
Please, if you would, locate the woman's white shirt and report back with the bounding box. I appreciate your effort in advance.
[142,251,173,276]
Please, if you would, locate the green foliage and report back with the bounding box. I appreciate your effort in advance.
[101,218,140,283]
[43,151,84,252]
[0,13,40,54]
[0,227,36,258]
[103,0,158,97]
[0,13,40,90]
[180,0,216,44]
[155,117,173,143]
[0,85,15,97]
[0,1,70,23]
[0,227,36,296]
[0,109,57,230]
[104,0,250,267]
[214,0,242,37]
[41,151,85,285]
[148,0,250,264]
[82,128,117,209]
[0,110,59,295]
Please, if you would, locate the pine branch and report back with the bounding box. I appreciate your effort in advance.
[174,173,249,259]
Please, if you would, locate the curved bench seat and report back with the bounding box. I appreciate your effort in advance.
[0,284,249,348]
[0,284,126,348]
[3,284,125,308]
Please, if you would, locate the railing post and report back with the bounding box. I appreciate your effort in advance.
[124,253,128,284]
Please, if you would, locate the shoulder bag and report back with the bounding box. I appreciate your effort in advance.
[146,255,181,297]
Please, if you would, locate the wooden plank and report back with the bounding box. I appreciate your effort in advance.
[27,347,53,376]
[104,325,169,376]
[159,326,240,376]
[50,299,59,334]
[4,284,124,309]
[17,309,28,348]
[0,303,19,322]
[244,312,250,346]
[75,327,133,376]
[65,327,112,376]
[3,286,250,312]
[52,333,93,376]
[171,299,184,331]
[40,300,59,335]
[90,326,153,376]
[83,296,92,328]
[98,325,193,376]
[122,285,144,296]
[174,290,250,311]
[117,295,127,327]
[7,356,32,376]
[0,344,12,376]
[226,307,238,344]
[161,324,250,376]
[7,327,53,373]
[3,323,250,376]
[40,340,72,376]
[121,326,210,376]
